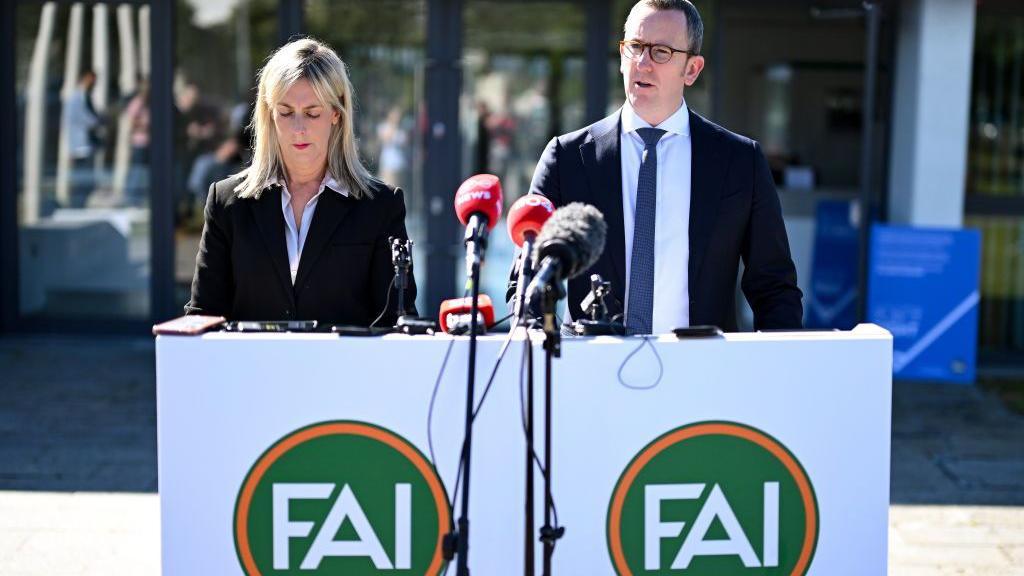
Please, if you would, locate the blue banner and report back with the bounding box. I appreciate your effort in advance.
[807,200,860,330]
[867,225,982,384]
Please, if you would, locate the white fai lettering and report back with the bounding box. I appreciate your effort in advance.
[272,483,334,570]
[394,483,412,569]
[644,484,705,570]
[672,484,761,569]
[762,482,780,567]
[300,484,393,570]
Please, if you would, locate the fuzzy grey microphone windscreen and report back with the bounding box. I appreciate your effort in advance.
[532,202,607,280]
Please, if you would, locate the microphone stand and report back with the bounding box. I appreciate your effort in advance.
[390,237,435,335]
[514,236,537,576]
[539,280,565,576]
[572,274,625,336]
[448,221,488,576]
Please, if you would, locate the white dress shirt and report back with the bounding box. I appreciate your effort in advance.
[267,174,347,284]
[620,101,691,333]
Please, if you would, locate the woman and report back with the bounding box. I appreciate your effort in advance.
[185,38,415,326]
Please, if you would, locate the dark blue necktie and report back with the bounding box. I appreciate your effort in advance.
[626,127,666,335]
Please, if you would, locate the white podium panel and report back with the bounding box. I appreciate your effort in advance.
[157,325,892,575]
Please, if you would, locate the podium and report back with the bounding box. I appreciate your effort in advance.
[157,325,892,575]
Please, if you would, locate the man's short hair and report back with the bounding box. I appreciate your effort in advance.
[626,0,704,55]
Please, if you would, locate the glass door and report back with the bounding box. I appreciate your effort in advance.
[15,1,153,321]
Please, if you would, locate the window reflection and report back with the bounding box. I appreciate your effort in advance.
[173,0,275,305]
[306,0,428,311]
[16,2,152,319]
[462,1,586,309]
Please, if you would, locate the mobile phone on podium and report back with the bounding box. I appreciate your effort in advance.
[152,315,226,335]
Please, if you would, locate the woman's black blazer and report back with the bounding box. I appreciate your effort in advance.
[184,176,416,326]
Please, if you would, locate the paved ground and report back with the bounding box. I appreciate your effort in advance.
[0,336,1022,574]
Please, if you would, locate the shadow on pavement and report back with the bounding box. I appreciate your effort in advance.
[0,337,157,492]
[891,380,1024,505]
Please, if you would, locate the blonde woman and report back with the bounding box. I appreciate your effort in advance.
[185,38,416,325]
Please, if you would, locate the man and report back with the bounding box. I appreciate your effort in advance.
[63,70,100,208]
[527,0,802,333]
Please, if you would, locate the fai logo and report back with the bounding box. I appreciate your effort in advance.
[234,421,450,575]
[607,422,818,575]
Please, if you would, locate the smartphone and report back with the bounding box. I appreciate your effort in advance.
[152,315,226,335]
[672,325,724,338]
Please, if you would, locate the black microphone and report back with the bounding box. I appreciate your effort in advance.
[524,203,607,311]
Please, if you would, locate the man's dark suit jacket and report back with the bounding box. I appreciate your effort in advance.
[528,108,802,332]
[185,176,416,326]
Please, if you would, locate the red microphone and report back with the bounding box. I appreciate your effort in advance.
[454,175,503,284]
[455,174,503,231]
[507,194,555,247]
[507,195,555,321]
[439,294,496,335]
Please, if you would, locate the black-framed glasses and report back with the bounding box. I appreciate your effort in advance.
[619,40,692,64]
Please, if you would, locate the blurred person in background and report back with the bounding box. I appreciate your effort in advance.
[125,80,150,206]
[376,105,408,188]
[64,69,100,208]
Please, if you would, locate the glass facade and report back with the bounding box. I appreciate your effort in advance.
[967,4,1024,357]
[306,0,428,311]
[172,0,278,309]
[15,2,152,321]
[3,0,1020,373]
[461,0,586,302]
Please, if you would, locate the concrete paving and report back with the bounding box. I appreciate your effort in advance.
[0,336,1022,574]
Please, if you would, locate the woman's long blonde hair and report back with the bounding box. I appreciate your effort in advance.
[235,38,376,199]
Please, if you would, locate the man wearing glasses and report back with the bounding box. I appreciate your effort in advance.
[526,0,802,333]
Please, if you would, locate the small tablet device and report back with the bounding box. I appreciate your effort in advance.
[152,315,226,335]
[331,325,393,336]
[672,325,724,338]
[226,320,319,332]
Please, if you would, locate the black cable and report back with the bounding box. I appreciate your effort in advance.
[368,276,396,329]
[616,336,664,390]
[427,287,469,527]
[427,337,458,508]
[516,335,561,533]
[491,312,514,329]
[447,316,519,528]
[470,316,519,421]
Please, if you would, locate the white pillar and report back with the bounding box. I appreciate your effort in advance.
[23,2,57,225]
[112,4,139,201]
[139,6,151,80]
[91,4,110,114]
[57,3,85,206]
[888,0,976,227]
[91,3,110,179]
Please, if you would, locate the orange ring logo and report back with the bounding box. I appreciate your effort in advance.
[234,421,450,575]
[607,421,818,575]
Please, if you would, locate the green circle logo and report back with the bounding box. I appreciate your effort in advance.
[234,421,450,575]
[607,421,818,575]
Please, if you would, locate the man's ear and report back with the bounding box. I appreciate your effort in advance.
[683,55,705,87]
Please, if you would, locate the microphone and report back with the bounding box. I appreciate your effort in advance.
[439,295,496,335]
[454,174,503,283]
[506,195,555,322]
[524,203,607,311]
